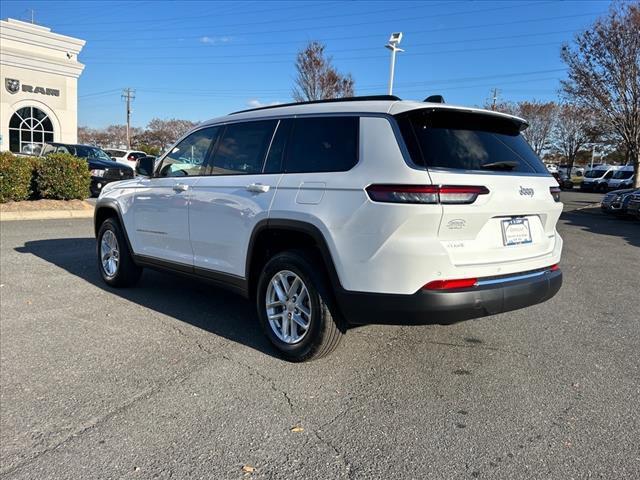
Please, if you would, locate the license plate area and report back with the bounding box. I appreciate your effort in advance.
[501,217,532,246]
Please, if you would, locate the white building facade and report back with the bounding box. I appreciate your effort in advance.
[0,18,85,153]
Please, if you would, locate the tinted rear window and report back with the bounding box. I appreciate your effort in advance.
[396,109,548,174]
[284,117,359,173]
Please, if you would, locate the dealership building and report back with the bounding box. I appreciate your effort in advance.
[0,18,85,153]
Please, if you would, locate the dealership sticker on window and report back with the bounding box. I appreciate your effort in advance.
[501,217,532,246]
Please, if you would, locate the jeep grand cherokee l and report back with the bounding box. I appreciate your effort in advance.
[94,96,563,361]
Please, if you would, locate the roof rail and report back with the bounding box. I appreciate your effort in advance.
[229,95,401,115]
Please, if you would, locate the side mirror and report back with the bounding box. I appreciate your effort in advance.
[136,156,155,177]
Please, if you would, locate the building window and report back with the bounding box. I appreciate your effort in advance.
[8,107,54,154]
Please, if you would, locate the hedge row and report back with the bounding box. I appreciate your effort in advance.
[0,151,91,203]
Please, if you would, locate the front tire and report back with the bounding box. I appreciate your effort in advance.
[256,250,345,362]
[97,218,142,287]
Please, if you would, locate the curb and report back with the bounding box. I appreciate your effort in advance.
[0,208,94,221]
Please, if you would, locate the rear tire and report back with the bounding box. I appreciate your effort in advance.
[97,217,142,287]
[256,250,345,362]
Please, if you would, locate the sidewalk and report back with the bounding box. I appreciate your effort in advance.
[0,199,95,221]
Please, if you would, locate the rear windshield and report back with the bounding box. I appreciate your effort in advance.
[611,170,633,179]
[395,109,548,174]
[105,149,126,157]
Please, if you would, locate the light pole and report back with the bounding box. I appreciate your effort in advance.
[385,32,403,96]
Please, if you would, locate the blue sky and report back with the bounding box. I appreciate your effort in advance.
[2,0,612,128]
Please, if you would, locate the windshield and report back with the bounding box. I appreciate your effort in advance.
[584,169,607,178]
[611,170,633,179]
[395,109,547,174]
[74,146,114,162]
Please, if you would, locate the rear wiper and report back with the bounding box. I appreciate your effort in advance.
[480,161,518,170]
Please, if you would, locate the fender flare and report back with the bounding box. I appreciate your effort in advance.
[245,219,345,292]
[94,199,136,257]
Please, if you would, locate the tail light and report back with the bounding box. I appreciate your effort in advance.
[550,186,561,202]
[423,278,478,290]
[550,263,560,271]
[366,185,489,205]
[127,154,136,161]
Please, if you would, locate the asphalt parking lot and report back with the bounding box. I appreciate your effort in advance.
[1,190,638,479]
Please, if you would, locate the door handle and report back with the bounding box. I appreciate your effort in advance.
[246,183,270,193]
[173,183,189,192]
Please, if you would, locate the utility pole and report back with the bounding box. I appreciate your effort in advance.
[121,88,135,149]
[490,88,500,111]
[27,9,35,24]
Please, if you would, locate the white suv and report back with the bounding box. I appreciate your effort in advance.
[94,96,563,361]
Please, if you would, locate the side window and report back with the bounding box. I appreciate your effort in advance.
[604,171,613,179]
[284,117,359,173]
[263,119,293,174]
[209,120,277,175]
[158,127,219,178]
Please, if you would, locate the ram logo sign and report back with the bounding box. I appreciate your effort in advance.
[4,78,60,97]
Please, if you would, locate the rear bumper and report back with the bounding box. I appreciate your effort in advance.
[337,269,562,325]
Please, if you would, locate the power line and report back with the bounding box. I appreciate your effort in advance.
[81,39,568,65]
[81,1,578,43]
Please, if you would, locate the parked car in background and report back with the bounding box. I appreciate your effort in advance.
[581,166,619,192]
[42,143,134,197]
[104,149,148,169]
[600,188,639,215]
[552,171,573,190]
[606,165,634,191]
[626,192,640,220]
[558,165,584,177]
[545,163,559,173]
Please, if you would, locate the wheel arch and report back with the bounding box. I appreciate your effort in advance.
[246,219,343,299]
[94,200,136,257]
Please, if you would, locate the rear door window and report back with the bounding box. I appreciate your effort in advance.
[284,117,359,173]
[396,109,548,174]
[209,120,277,175]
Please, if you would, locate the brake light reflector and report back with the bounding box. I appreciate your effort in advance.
[549,186,561,202]
[550,263,559,271]
[423,278,478,290]
[366,185,489,204]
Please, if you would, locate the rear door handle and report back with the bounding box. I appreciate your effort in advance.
[173,183,189,192]
[246,183,270,193]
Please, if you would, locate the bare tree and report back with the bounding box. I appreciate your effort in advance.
[484,99,557,156]
[142,118,198,150]
[551,104,595,175]
[561,2,640,186]
[518,101,557,156]
[292,41,354,102]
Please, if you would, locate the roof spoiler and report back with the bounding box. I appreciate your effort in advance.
[424,95,445,103]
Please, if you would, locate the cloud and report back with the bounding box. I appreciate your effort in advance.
[199,36,232,45]
[246,99,282,108]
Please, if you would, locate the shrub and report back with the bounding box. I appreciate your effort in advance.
[0,152,34,203]
[35,153,91,200]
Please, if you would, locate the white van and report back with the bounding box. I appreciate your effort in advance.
[606,165,635,190]
[581,166,620,192]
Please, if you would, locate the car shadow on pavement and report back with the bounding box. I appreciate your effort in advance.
[560,208,640,248]
[16,238,282,359]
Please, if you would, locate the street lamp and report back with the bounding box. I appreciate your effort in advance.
[385,32,404,96]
